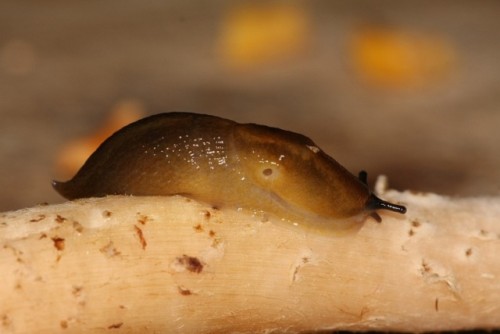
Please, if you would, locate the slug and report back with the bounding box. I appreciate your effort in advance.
[53,112,406,232]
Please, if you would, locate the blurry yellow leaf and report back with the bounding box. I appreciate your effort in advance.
[351,26,456,88]
[218,3,309,70]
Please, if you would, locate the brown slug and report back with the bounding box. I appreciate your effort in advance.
[53,112,406,232]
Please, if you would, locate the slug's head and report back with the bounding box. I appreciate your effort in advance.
[233,124,407,223]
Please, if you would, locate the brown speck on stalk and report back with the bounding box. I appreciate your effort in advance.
[178,286,192,296]
[30,214,46,223]
[55,215,66,224]
[176,255,204,273]
[134,225,147,250]
[108,322,123,329]
[51,237,65,251]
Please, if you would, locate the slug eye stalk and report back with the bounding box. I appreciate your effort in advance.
[366,194,407,214]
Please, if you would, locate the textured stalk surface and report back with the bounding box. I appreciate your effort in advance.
[1,185,499,333]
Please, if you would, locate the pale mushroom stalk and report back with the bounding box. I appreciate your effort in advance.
[1,177,499,333]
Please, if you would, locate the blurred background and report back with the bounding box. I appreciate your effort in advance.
[1,0,499,212]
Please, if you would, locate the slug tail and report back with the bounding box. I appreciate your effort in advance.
[52,180,76,200]
[366,194,407,215]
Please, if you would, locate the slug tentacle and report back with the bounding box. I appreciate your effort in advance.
[53,112,406,232]
[358,170,368,185]
[365,194,407,214]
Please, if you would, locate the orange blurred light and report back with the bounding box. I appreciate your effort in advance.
[217,3,309,70]
[350,26,456,89]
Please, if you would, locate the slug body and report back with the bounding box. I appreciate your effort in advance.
[53,112,406,232]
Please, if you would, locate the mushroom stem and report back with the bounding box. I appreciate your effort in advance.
[0,186,499,333]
